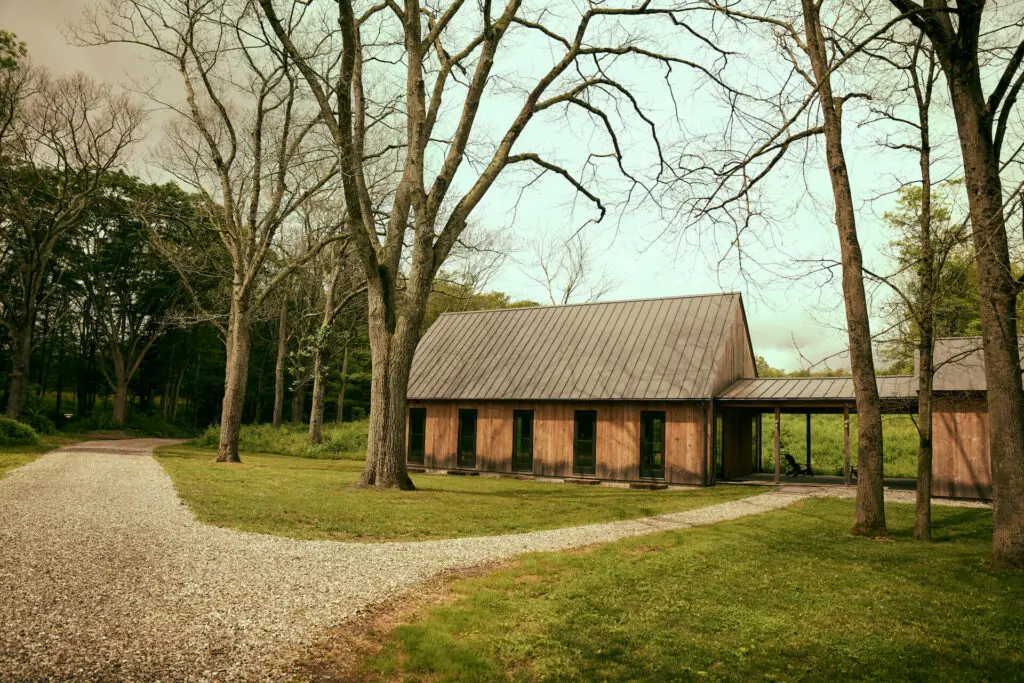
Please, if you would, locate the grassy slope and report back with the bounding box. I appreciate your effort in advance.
[0,435,78,478]
[758,413,918,478]
[155,445,761,542]
[365,500,1021,681]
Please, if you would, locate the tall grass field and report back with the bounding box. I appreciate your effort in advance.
[757,413,918,479]
[196,421,370,459]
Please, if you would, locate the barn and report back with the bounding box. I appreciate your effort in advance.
[404,293,993,498]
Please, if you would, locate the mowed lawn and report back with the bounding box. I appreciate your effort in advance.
[154,445,762,541]
[357,500,1022,681]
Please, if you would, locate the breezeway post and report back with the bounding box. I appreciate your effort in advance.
[843,406,851,486]
[774,407,781,484]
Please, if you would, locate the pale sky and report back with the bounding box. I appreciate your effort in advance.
[0,0,983,372]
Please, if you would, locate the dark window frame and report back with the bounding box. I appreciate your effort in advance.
[639,410,667,479]
[511,409,534,472]
[573,410,598,476]
[407,407,427,465]
[457,408,478,468]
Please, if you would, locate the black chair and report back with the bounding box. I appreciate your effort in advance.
[784,453,813,477]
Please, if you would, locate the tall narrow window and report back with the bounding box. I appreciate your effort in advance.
[573,410,597,476]
[512,410,534,472]
[640,411,666,479]
[457,409,477,468]
[408,407,426,465]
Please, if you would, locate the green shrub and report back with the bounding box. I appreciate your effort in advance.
[0,416,39,445]
[62,409,198,438]
[194,420,369,460]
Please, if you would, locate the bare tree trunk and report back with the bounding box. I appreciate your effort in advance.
[5,317,33,420]
[170,364,185,421]
[272,300,287,429]
[945,69,1024,569]
[216,294,252,463]
[53,328,65,424]
[336,345,349,423]
[112,381,128,426]
[802,0,886,536]
[308,349,327,444]
[357,283,420,490]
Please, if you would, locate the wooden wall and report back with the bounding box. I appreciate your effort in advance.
[409,400,707,485]
[933,396,991,499]
[712,303,757,394]
[720,409,755,479]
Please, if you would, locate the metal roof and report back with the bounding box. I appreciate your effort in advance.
[717,375,918,402]
[930,336,1024,391]
[408,293,749,401]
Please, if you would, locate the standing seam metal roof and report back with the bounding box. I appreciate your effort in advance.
[407,293,749,401]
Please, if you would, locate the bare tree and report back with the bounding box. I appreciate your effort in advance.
[527,230,620,305]
[693,0,894,534]
[883,0,1024,569]
[257,0,720,488]
[0,66,144,419]
[80,0,347,461]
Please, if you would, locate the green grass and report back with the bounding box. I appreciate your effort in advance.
[154,445,762,541]
[195,421,369,460]
[759,413,919,478]
[364,500,1021,681]
[0,438,69,478]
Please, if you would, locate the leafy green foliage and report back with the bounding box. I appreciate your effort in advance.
[63,409,197,438]
[0,416,38,445]
[365,500,1020,681]
[757,413,918,477]
[0,30,26,72]
[154,445,760,541]
[195,421,370,459]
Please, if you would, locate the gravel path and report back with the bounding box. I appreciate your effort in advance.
[0,441,989,680]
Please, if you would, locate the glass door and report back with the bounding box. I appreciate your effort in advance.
[512,410,534,472]
[457,409,477,468]
[573,410,597,476]
[640,411,666,479]
[407,408,426,465]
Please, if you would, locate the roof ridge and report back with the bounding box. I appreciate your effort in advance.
[741,374,915,380]
[435,292,740,318]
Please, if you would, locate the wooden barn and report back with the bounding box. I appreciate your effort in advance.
[404,294,995,499]
[405,293,755,486]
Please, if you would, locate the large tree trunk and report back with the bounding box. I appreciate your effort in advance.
[216,294,253,463]
[112,381,128,426]
[336,345,349,423]
[272,301,287,429]
[5,317,34,420]
[914,85,935,543]
[357,285,417,490]
[803,0,886,536]
[944,62,1024,569]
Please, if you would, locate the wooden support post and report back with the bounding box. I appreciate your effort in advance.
[843,406,851,486]
[806,412,812,473]
[774,407,781,484]
[755,413,762,473]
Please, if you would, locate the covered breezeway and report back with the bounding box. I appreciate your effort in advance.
[714,376,919,487]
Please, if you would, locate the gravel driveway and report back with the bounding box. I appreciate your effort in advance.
[0,440,984,680]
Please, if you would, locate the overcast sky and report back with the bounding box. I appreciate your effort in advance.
[1,0,971,372]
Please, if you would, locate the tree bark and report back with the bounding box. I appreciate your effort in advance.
[357,284,418,490]
[112,381,128,426]
[336,345,349,423]
[944,64,1024,569]
[308,349,327,444]
[5,317,34,420]
[272,300,287,429]
[216,293,252,463]
[802,0,886,536]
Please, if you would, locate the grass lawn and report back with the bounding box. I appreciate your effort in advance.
[154,445,762,541]
[0,437,72,478]
[759,413,918,478]
[356,499,1021,681]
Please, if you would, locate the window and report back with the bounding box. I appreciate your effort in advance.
[408,408,426,465]
[640,411,666,479]
[457,409,477,468]
[512,410,534,472]
[573,410,597,476]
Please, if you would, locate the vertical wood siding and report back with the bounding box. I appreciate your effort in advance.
[409,400,706,485]
[712,304,757,394]
[932,396,991,499]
